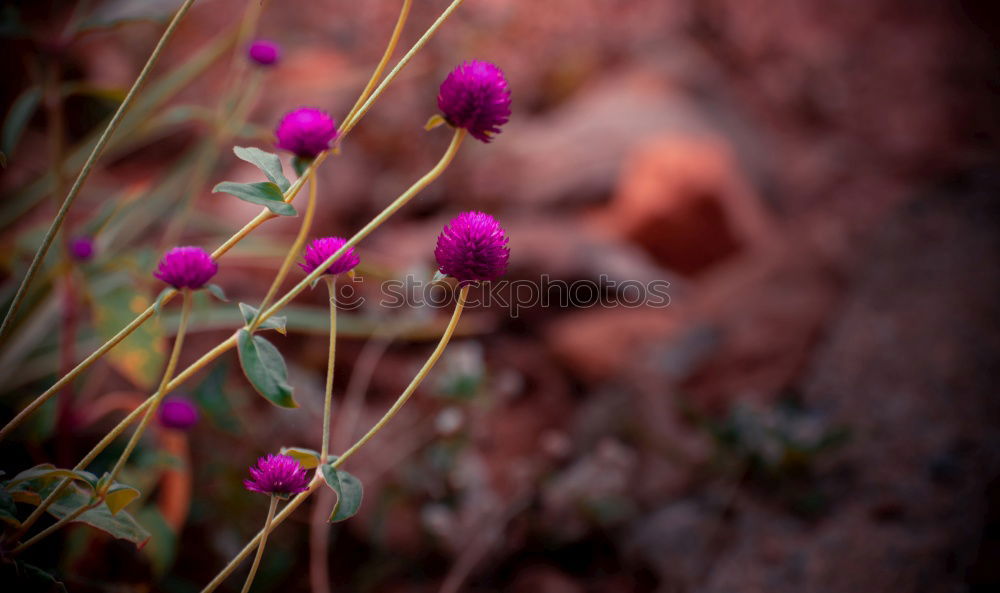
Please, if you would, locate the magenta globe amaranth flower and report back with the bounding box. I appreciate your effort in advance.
[437,60,511,143]
[275,108,338,159]
[157,397,199,431]
[69,237,95,261]
[244,454,310,497]
[154,246,218,289]
[248,39,280,66]
[435,211,510,284]
[299,237,360,276]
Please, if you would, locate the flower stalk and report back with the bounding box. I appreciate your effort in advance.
[320,276,337,464]
[240,495,279,593]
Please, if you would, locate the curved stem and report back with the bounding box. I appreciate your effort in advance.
[240,495,279,593]
[202,285,469,593]
[11,498,100,555]
[343,0,412,125]
[339,0,467,139]
[249,169,318,331]
[0,0,198,343]
[319,276,337,463]
[104,289,194,486]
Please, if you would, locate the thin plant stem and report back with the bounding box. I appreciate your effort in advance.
[103,289,194,487]
[343,0,412,124]
[11,498,100,555]
[320,276,337,463]
[202,285,469,593]
[0,0,198,343]
[14,131,463,530]
[248,170,318,331]
[240,495,279,593]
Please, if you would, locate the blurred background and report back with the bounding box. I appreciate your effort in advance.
[1,0,999,591]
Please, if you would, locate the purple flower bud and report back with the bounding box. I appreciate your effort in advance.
[248,39,280,66]
[154,246,218,290]
[157,397,199,431]
[69,237,95,261]
[243,454,311,497]
[434,211,510,284]
[437,61,511,143]
[299,237,360,276]
[275,108,338,159]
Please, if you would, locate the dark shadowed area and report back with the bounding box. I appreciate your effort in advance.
[1,0,999,592]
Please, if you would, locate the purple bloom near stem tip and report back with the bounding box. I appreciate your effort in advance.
[158,397,199,431]
[154,246,218,290]
[244,454,310,497]
[248,40,280,66]
[437,60,511,143]
[299,237,360,276]
[435,211,510,284]
[69,237,95,261]
[275,108,338,159]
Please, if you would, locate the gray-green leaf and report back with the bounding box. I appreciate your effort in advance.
[238,303,287,335]
[236,329,297,408]
[2,85,41,158]
[320,464,363,523]
[234,146,290,191]
[213,181,296,217]
[48,485,151,548]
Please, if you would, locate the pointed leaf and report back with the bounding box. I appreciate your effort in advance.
[424,114,446,131]
[239,303,287,334]
[48,485,151,548]
[213,181,296,216]
[2,85,41,158]
[234,146,290,191]
[320,464,363,522]
[280,447,321,469]
[431,270,448,284]
[104,483,141,515]
[153,287,174,314]
[292,156,312,177]
[6,464,99,491]
[236,329,297,408]
[11,562,67,593]
[204,283,228,302]
[0,487,19,527]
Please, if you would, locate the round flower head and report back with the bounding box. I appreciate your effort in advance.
[154,246,218,290]
[299,237,360,276]
[437,60,511,143]
[248,39,280,66]
[275,107,338,159]
[435,211,510,284]
[157,397,199,431]
[243,454,311,497]
[69,237,95,261]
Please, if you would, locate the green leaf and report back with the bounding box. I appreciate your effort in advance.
[424,113,447,131]
[320,465,363,523]
[2,85,41,158]
[234,146,290,192]
[236,329,297,408]
[77,0,186,31]
[431,270,448,284]
[213,181,296,216]
[292,156,312,177]
[48,485,150,548]
[194,362,241,434]
[8,562,67,593]
[279,447,323,469]
[239,303,287,335]
[204,283,228,302]
[104,483,141,515]
[6,464,99,491]
[0,486,19,527]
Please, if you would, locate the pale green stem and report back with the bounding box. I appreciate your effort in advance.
[202,285,469,593]
[11,498,99,555]
[339,0,466,139]
[104,289,194,487]
[248,169,318,331]
[320,276,337,463]
[343,0,412,125]
[240,495,278,593]
[0,0,198,343]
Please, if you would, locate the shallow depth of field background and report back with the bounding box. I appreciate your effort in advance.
[2,0,1000,592]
